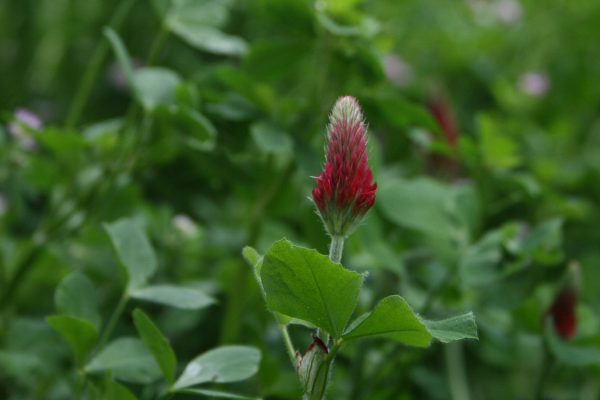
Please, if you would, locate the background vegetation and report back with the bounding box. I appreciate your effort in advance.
[2,0,600,399]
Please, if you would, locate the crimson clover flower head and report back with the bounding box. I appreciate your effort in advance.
[312,96,377,237]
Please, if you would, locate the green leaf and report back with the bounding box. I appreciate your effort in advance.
[133,67,181,111]
[459,231,503,287]
[55,271,101,328]
[132,309,177,385]
[174,388,261,399]
[130,285,215,310]
[173,346,261,389]
[250,121,293,156]
[104,218,157,290]
[545,319,600,366]
[166,0,248,56]
[521,219,563,265]
[478,114,520,170]
[165,106,217,151]
[104,28,135,89]
[85,337,162,384]
[425,313,478,343]
[260,239,364,338]
[104,380,138,400]
[342,295,431,347]
[47,315,98,366]
[378,178,467,243]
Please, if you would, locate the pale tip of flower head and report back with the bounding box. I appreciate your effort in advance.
[330,96,364,127]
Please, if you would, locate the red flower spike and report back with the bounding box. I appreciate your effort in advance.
[312,96,377,237]
[545,287,577,340]
[427,95,460,176]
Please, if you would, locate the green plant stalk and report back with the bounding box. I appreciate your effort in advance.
[220,161,294,344]
[65,0,137,129]
[74,370,86,400]
[445,342,471,400]
[97,292,129,350]
[0,244,44,311]
[302,237,347,400]
[534,343,554,400]
[278,324,297,366]
[328,235,344,264]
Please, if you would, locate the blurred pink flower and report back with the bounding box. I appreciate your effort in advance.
[8,108,43,150]
[467,0,522,26]
[494,0,522,24]
[383,54,413,88]
[519,72,550,97]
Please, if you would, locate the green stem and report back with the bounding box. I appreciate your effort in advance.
[278,324,297,366]
[220,162,294,344]
[328,236,344,264]
[65,0,137,129]
[97,292,129,350]
[0,244,44,311]
[534,345,554,400]
[74,370,86,400]
[445,342,471,400]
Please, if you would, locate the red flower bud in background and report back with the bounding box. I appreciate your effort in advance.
[427,94,459,177]
[545,287,577,340]
[312,96,377,238]
[543,263,580,340]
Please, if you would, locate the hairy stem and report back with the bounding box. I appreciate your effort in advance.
[328,236,344,264]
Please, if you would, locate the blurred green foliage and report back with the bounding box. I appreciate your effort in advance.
[2,0,600,399]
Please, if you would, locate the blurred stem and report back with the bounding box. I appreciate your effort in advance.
[420,262,456,314]
[219,162,295,344]
[74,370,86,400]
[445,342,471,400]
[580,375,600,400]
[0,243,44,311]
[328,235,344,264]
[124,21,170,129]
[534,345,554,400]
[349,342,367,400]
[97,292,129,350]
[65,0,137,129]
